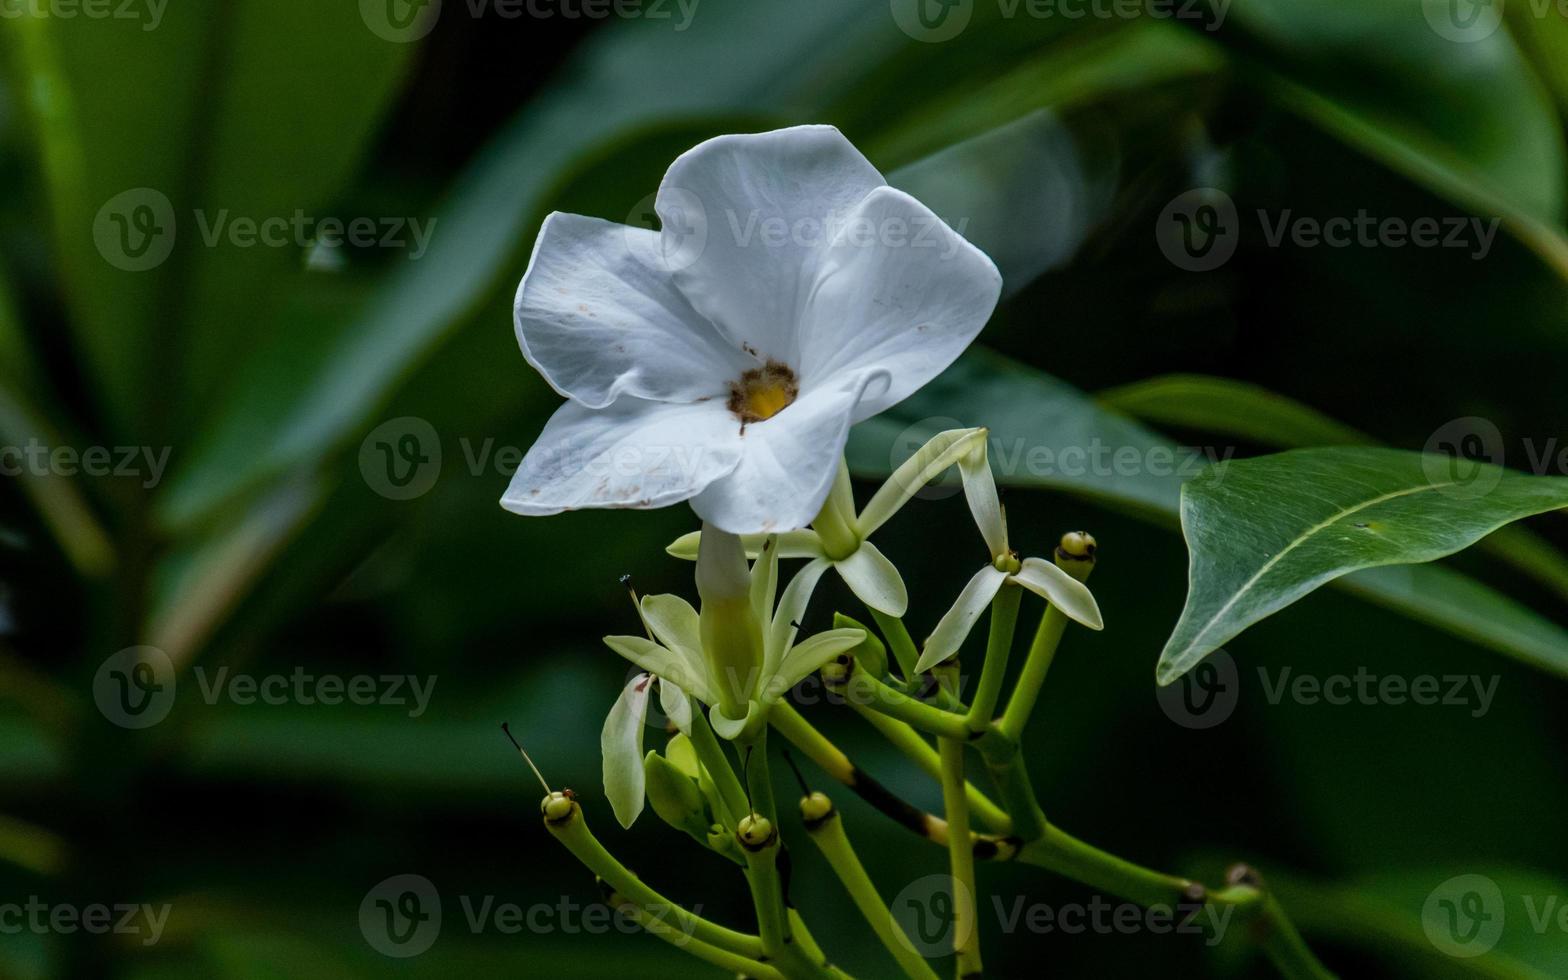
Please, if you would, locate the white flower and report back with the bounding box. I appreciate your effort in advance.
[914,442,1104,673]
[603,529,864,743]
[501,125,1003,534]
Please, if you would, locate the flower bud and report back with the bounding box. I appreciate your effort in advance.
[833,612,887,678]
[737,812,776,850]
[644,750,710,838]
[540,790,576,824]
[1055,531,1097,582]
[799,791,834,828]
[696,524,765,715]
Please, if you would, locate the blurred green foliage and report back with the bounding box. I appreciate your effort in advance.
[1,0,1566,976]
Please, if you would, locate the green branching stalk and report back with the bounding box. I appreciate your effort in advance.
[869,608,922,683]
[602,881,787,980]
[848,701,1012,833]
[966,582,1022,730]
[687,706,748,829]
[840,667,969,739]
[938,738,982,979]
[800,792,940,980]
[543,799,765,959]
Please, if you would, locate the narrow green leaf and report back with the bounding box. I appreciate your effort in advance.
[1157,448,1568,685]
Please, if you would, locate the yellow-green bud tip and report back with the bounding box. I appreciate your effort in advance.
[799,791,834,824]
[1055,532,1096,581]
[992,552,1022,574]
[737,813,776,850]
[541,791,577,823]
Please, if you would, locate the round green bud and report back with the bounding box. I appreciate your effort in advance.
[799,791,834,824]
[992,552,1022,574]
[1055,531,1097,581]
[541,791,576,823]
[737,813,776,850]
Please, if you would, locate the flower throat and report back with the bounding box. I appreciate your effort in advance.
[728,360,798,424]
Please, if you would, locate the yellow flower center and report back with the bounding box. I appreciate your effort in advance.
[728,360,798,423]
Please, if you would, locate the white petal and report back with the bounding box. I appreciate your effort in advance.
[515,213,748,408]
[857,427,988,538]
[796,185,1002,421]
[915,565,1008,674]
[959,442,1008,559]
[766,557,832,678]
[690,369,888,534]
[602,673,653,828]
[708,701,762,741]
[834,541,908,617]
[667,529,824,561]
[658,678,693,734]
[640,594,703,662]
[1012,557,1104,631]
[603,635,715,705]
[762,628,867,702]
[501,397,742,516]
[658,126,886,362]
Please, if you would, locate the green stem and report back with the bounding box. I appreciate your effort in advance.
[804,803,941,980]
[688,707,748,829]
[965,583,1022,731]
[545,804,765,958]
[938,738,982,979]
[844,669,969,740]
[870,609,922,683]
[996,604,1069,742]
[850,702,1012,834]
[607,890,786,980]
[813,459,861,559]
[983,748,1047,843]
[1014,823,1195,910]
[1256,892,1337,979]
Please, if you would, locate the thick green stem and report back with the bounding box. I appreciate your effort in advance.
[606,889,786,980]
[803,802,940,980]
[870,609,921,683]
[850,702,1012,834]
[1015,823,1196,910]
[966,583,1022,731]
[545,803,764,958]
[687,707,748,829]
[843,669,969,739]
[1256,892,1337,979]
[983,747,1047,843]
[996,604,1068,742]
[938,738,982,978]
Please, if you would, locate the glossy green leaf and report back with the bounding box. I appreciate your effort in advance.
[1100,373,1568,604]
[848,351,1568,682]
[1157,447,1568,685]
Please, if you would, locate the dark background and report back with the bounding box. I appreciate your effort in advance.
[1,0,1566,976]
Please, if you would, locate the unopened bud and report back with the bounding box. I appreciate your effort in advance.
[644,751,709,838]
[696,525,765,713]
[541,790,576,823]
[737,813,776,850]
[1055,531,1097,581]
[799,791,834,827]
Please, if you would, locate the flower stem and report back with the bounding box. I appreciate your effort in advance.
[603,884,787,980]
[1254,891,1338,979]
[802,796,941,980]
[841,668,969,740]
[849,701,1012,833]
[687,706,748,829]
[938,738,982,978]
[965,582,1022,732]
[996,603,1069,743]
[544,801,765,958]
[869,608,922,682]
[1014,823,1196,909]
